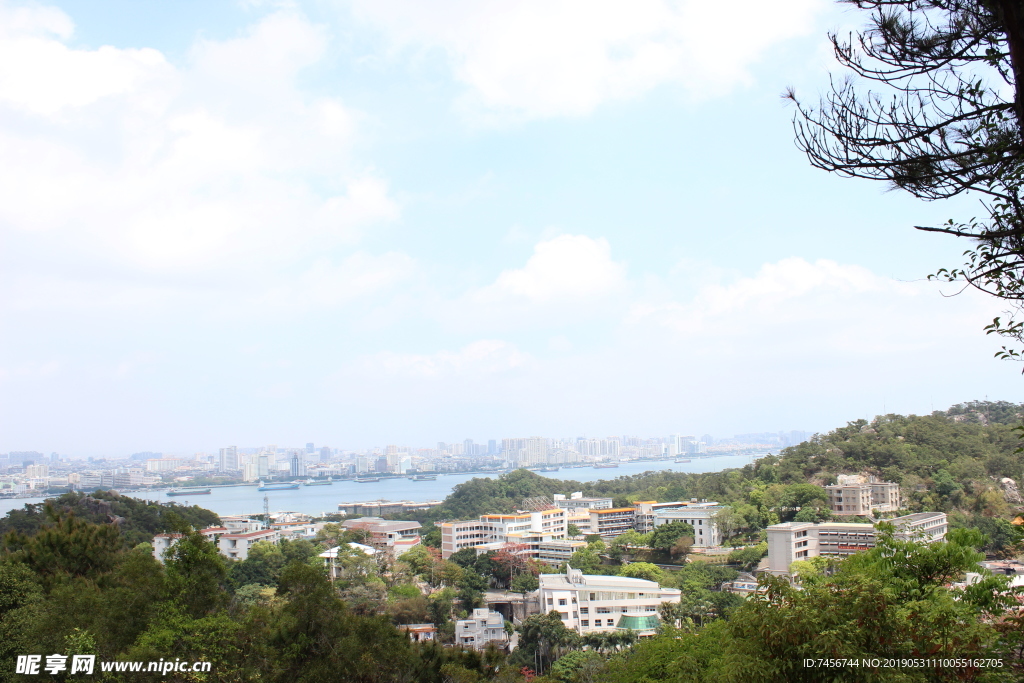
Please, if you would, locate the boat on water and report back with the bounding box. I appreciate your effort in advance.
[166,489,212,496]
[303,478,333,486]
[257,481,300,491]
[355,477,380,483]
[408,474,437,481]
[674,459,692,463]
[593,463,619,469]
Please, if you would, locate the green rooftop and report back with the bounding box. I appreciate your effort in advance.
[615,614,660,631]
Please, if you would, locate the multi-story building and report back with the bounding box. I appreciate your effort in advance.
[145,458,184,472]
[536,567,681,636]
[826,480,901,516]
[766,512,948,575]
[588,508,636,539]
[535,539,588,565]
[632,501,690,533]
[652,505,725,547]
[342,517,422,556]
[553,493,613,511]
[218,446,238,472]
[455,608,509,650]
[218,529,283,561]
[439,508,567,560]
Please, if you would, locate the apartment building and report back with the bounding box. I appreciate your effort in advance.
[342,517,422,556]
[218,529,283,561]
[589,508,636,538]
[652,505,725,547]
[455,608,509,650]
[536,567,681,636]
[826,481,901,516]
[439,508,567,559]
[766,511,948,575]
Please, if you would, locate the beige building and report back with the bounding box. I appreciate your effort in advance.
[342,517,422,556]
[766,512,947,575]
[826,480,901,516]
[588,508,636,538]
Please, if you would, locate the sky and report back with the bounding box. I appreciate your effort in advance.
[0,0,1020,456]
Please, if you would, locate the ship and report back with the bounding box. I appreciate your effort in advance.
[166,489,211,496]
[303,478,333,486]
[408,474,437,481]
[355,477,380,483]
[593,463,619,469]
[256,481,301,491]
[674,459,692,463]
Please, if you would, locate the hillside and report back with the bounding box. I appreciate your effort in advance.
[0,489,220,548]
[413,401,1024,552]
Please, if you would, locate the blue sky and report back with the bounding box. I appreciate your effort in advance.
[0,0,1018,456]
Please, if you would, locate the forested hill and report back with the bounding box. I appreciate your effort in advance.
[0,490,220,547]
[416,401,1024,525]
[770,401,1024,506]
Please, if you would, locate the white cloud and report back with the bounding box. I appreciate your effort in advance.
[351,0,825,121]
[477,234,625,303]
[0,6,398,278]
[351,339,534,379]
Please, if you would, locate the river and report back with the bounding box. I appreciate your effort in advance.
[0,453,763,519]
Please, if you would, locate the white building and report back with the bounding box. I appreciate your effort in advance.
[536,567,681,636]
[439,508,567,560]
[553,493,613,511]
[218,529,283,561]
[652,504,725,547]
[766,512,948,575]
[456,608,509,650]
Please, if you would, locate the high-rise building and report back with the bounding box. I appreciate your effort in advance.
[289,450,306,477]
[487,440,497,454]
[320,446,331,462]
[219,446,238,471]
[257,453,270,478]
[306,442,315,455]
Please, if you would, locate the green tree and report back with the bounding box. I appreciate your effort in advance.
[567,546,603,574]
[649,521,694,552]
[163,526,229,619]
[617,562,666,584]
[788,1,1024,351]
[567,523,581,537]
[727,542,767,572]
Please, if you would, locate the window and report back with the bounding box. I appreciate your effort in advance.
[645,606,657,612]
[621,607,628,612]
[558,599,567,606]
[596,607,611,614]
[559,612,568,620]
[580,608,589,615]
[581,620,589,627]
[594,619,602,627]
[547,598,553,605]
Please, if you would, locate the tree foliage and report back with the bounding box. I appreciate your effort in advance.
[788,1,1024,353]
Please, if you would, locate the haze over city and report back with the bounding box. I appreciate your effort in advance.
[0,0,1019,458]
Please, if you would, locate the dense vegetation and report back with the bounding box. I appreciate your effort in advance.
[3,402,1024,680]
[414,401,1024,555]
[0,491,219,547]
